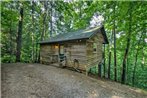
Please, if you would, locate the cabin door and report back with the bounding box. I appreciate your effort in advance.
[59,45,65,62]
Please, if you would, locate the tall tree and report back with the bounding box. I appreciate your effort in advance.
[16,3,23,62]
[113,2,117,81]
[41,1,47,40]
[31,1,35,62]
[108,48,111,79]
[103,44,106,78]
[98,62,102,77]
[121,2,132,84]
[50,1,53,37]
[9,4,13,62]
[108,31,113,79]
[132,21,145,86]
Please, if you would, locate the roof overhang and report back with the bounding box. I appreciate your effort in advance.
[39,25,109,44]
[39,38,88,45]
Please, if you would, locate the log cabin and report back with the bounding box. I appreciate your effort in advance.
[39,26,108,74]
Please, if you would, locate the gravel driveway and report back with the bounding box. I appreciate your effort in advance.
[1,63,147,98]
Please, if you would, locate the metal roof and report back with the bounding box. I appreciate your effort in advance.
[39,26,108,44]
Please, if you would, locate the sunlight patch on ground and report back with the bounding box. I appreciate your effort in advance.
[112,95,122,98]
[129,88,143,94]
[28,64,34,67]
[88,90,99,98]
[135,89,142,93]
[101,84,107,88]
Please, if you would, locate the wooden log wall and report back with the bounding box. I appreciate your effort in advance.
[64,41,87,70]
[86,33,104,71]
[40,44,59,64]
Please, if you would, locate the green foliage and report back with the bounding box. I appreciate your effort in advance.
[1,1,147,90]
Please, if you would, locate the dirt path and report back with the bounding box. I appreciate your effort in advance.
[1,63,147,98]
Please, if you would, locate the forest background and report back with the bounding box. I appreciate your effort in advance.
[1,1,147,90]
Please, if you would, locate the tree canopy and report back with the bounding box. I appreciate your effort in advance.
[1,1,147,90]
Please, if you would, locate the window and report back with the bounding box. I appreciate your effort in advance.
[93,43,97,52]
[55,45,59,49]
[60,45,64,54]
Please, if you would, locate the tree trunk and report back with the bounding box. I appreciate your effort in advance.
[39,1,48,62]
[79,1,82,19]
[113,2,117,81]
[108,30,113,79]
[8,5,13,63]
[108,50,111,79]
[9,19,13,63]
[132,49,138,86]
[50,1,53,37]
[32,1,35,62]
[103,44,105,78]
[121,3,132,84]
[41,1,47,41]
[16,5,23,62]
[141,48,145,69]
[132,28,143,86]
[126,57,129,83]
[141,23,146,69]
[98,62,102,77]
